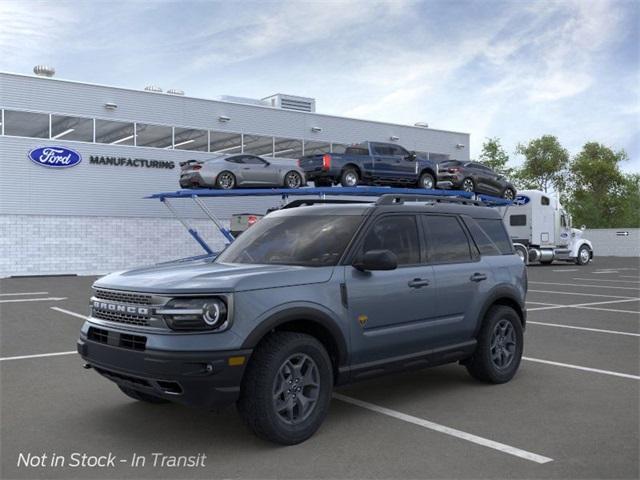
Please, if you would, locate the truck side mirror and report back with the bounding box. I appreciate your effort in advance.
[353,249,398,271]
[407,151,417,161]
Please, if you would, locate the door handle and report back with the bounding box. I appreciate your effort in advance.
[408,278,430,288]
[242,167,251,170]
[470,273,487,282]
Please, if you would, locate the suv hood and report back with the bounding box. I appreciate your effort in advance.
[94,257,333,294]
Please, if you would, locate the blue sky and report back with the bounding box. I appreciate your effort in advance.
[1,0,638,171]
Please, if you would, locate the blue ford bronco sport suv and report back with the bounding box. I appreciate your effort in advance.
[78,194,527,445]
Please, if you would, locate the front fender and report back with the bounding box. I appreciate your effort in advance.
[570,238,593,257]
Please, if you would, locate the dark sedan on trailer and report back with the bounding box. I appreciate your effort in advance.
[437,160,516,199]
[179,154,306,189]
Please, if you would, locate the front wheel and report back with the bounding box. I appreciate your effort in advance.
[216,171,236,189]
[503,188,516,200]
[465,306,523,384]
[462,177,475,192]
[514,244,528,264]
[237,332,333,445]
[284,171,303,189]
[576,245,591,265]
[418,172,435,190]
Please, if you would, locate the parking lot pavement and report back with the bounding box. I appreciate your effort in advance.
[1,257,638,479]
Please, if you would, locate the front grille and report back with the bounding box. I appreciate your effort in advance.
[120,333,147,351]
[94,289,152,305]
[92,309,150,326]
[87,327,147,351]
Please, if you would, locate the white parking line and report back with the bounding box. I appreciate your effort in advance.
[593,271,620,274]
[552,269,579,272]
[620,275,640,279]
[0,351,76,362]
[0,297,67,304]
[333,393,553,464]
[527,321,640,337]
[51,307,88,320]
[574,306,640,315]
[572,278,640,284]
[523,357,640,380]
[529,281,639,291]
[526,301,560,306]
[527,297,640,312]
[0,291,49,296]
[528,289,637,299]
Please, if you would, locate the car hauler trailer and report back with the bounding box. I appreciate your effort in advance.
[499,190,593,265]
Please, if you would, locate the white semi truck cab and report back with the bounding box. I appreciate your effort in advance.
[499,190,594,265]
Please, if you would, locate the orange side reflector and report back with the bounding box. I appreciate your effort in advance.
[228,356,246,366]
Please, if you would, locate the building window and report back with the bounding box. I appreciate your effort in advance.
[273,137,303,159]
[210,131,243,154]
[303,141,331,155]
[244,134,274,156]
[135,123,173,148]
[173,127,208,151]
[95,119,135,145]
[3,110,49,138]
[51,114,93,142]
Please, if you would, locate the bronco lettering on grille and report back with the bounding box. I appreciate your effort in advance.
[92,301,149,316]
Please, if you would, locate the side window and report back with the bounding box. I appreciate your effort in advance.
[422,215,472,263]
[390,145,410,157]
[561,214,567,227]
[510,215,527,226]
[361,216,420,265]
[541,196,550,206]
[242,156,266,165]
[226,156,244,164]
[475,219,513,254]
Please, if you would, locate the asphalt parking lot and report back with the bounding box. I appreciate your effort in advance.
[1,257,638,479]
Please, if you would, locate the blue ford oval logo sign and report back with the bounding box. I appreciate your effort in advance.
[513,195,530,206]
[28,146,82,168]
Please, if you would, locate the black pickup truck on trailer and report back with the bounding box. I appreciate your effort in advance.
[298,141,441,189]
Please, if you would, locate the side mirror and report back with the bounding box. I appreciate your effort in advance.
[353,249,398,271]
[407,151,417,161]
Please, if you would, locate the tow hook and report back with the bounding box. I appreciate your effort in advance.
[83,363,92,370]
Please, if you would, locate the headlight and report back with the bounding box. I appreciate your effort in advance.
[157,297,229,331]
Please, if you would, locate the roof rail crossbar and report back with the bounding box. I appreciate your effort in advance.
[281,199,374,209]
[376,194,487,207]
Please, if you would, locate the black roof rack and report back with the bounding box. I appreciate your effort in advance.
[375,194,487,207]
[280,199,374,209]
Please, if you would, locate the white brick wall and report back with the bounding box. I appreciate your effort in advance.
[584,228,640,257]
[0,214,229,277]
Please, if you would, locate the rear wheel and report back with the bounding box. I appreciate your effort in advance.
[340,168,359,187]
[237,332,333,445]
[465,306,523,384]
[576,245,591,265]
[462,177,475,192]
[418,172,435,190]
[216,171,236,189]
[284,171,303,189]
[503,188,516,200]
[118,385,168,404]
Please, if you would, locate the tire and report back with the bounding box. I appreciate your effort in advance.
[216,171,236,189]
[418,172,435,190]
[576,245,591,265]
[237,332,333,445]
[284,171,303,189]
[465,306,523,384]
[118,385,169,404]
[462,177,475,193]
[340,168,359,187]
[514,245,528,265]
[503,188,516,200]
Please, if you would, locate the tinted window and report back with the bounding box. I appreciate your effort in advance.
[541,196,550,206]
[225,156,244,164]
[476,219,513,254]
[242,156,266,165]
[51,114,93,142]
[373,144,394,155]
[95,119,134,145]
[345,147,369,156]
[389,145,409,157]
[136,123,173,148]
[464,219,500,256]
[4,110,49,138]
[216,215,362,267]
[361,216,420,265]
[510,215,527,226]
[423,215,472,263]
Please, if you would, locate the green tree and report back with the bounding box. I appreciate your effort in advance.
[479,137,510,174]
[516,135,569,192]
[565,142,638,228]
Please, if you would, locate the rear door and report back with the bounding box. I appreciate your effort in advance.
[421,214,492,343]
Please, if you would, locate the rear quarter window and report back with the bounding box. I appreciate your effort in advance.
[466,218,513,255]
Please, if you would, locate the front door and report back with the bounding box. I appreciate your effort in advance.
[345,214,439,365]
[240,156,277,185]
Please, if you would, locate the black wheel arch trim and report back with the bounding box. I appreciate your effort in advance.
[474,285,526,336]
[241,306,349,368]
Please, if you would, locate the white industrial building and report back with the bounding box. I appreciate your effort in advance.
[0,69,470,277]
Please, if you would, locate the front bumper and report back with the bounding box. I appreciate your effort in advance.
[78,327,251,409]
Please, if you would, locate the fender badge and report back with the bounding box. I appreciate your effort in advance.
[357,314,368,328]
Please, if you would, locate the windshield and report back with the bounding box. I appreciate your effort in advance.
[216,214,363,267]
